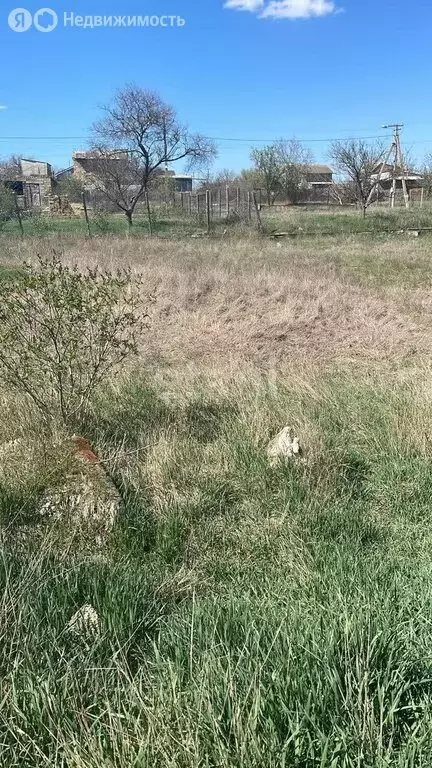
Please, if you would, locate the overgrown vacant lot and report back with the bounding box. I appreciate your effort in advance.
[2,230,432,766]
[3,228,432,366]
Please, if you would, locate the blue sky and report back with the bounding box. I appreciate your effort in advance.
[0,0,431,173]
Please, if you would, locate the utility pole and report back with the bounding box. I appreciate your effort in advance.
[163,117,170,210]
[382,124,409,209]
[367,124,410,210]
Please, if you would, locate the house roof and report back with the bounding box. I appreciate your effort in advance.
[73,150,129,160]
[306,164,333,174]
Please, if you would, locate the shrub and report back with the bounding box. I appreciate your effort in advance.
[0,185,15,231]
[0,254,145,427]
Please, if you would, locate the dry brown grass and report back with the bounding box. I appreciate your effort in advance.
[2,233,432,368]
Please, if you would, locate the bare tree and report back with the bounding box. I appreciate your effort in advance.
[85,150,150,230]
[250,144,281,206]
[329,139,386,217]
[276,139,313,204]
[91,85,217,230]
[251,139,313,205]
[328,180,357,206]
[0,155,22,181]
[422,153,432,199]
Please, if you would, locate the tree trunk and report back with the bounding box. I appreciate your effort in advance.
[145,189,153,236]
[125,210,133,228]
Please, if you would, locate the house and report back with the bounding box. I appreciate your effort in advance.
[65,151,194,192]
[4,158,55,209]
[71,150,130,183]
[305,165,334,187]
[370,163,423,191]
[171,175,193,192]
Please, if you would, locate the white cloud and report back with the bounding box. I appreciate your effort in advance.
[0,106,7,110]
[224,0,264,10]
[262,0,336,17]
[225,0,339,18]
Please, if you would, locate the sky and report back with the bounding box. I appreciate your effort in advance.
[0,0,432,174]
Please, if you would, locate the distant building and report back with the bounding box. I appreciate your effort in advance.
[71,150,130,182]
[3,158,55,209]
[370,163,423,191]
[150,168,193,192]
[171,175,193,192]
[60,152,194,193]
[305,165,334,187]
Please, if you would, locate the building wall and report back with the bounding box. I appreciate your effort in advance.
[174,177,193,192]
[23,177,55,208]
[306,172,333,184]
[21,159,53,178]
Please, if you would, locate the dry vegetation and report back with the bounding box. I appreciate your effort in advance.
[2,232,432,367]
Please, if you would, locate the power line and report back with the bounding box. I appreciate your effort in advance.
[0,133,393,144]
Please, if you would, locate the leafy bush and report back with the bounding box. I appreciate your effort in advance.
[0,254,144,426]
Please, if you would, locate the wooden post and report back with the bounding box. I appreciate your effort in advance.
[14,193,24,238]
[236,186,241,212]
[206,190,211,235]
[197,193,200,216]
[218,188,222,218]
[82,191,91,238]
[252,191,264,234]
[226,186,230,218]
[145,189,153,236]
[247,190,252,221]
[420,187,424,209]
[188,193,192,215]
[181,192,184,210]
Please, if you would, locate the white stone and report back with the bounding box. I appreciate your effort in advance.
[267,427,302,466]
[67,604,100,639]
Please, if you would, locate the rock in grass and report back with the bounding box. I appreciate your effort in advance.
[267,427,302,467]
[67,604,100,639]
[38,436,120,547]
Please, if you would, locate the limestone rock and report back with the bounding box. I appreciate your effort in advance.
[67,604,100,640]
[38,436,120,546]
[267,427,302,466]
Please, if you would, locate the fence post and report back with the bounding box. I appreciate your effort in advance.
[82,191,92,238]
[226,186,230,218]
[252,191,264,234]
[206,190,211,234]
[218,188,222,219]
[236,187,241,212]
[247,190,252,221]
[13,193,24,238]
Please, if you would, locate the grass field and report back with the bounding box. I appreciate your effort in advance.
[2,203,432,239]
[1,217,432,766]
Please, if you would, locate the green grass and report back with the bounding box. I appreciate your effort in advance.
[3,368,432,765]
[263,206,432,236]
[3,205,432,242]
[0,209,218,239]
